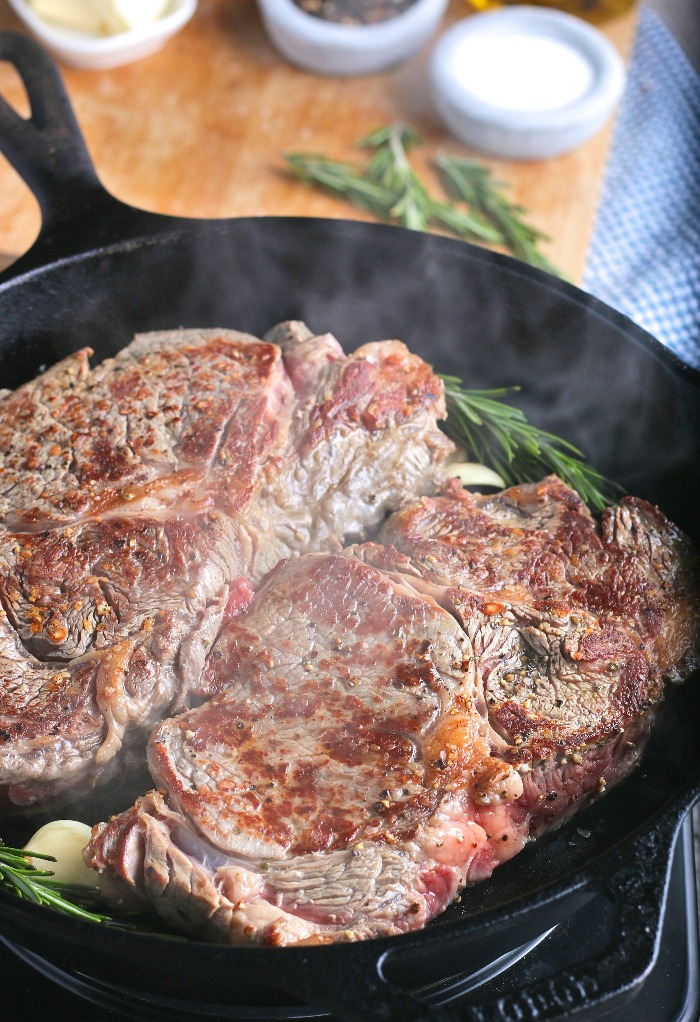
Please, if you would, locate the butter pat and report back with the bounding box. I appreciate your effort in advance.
[28,0,170,36]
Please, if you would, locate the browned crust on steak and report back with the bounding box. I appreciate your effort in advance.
[379,476,699,763]
[149,551,515,860]
[88,551,531,945]
[0,331,289,528]
[0,325,451,807]
[299,341,445,454]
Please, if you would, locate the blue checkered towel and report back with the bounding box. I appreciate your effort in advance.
[583,5,700,369]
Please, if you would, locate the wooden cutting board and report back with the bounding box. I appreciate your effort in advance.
[0,0,636,281]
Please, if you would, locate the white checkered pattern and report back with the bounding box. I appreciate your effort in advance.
[583,6,700,369]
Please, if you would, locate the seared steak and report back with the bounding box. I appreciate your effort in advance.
[88,551,528,944]
[86,479,699,944]
[0,324,450,806]
[378,476,700,831]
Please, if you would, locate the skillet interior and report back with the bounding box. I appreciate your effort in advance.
[0,217,699,1020]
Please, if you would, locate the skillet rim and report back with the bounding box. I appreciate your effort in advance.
[0,205,699,1022]
[0,218,698,913]
[0,215,698,903]
[1,213,699,391]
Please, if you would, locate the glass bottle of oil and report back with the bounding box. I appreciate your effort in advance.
[466,0,635,24]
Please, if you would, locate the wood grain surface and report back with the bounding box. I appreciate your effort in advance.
[0,0,636,281]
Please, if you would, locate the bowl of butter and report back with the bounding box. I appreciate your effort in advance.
[7,0,197,69]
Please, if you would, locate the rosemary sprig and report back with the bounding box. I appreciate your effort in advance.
[440,377,620,511]
[0,840,110,923]
[285,123,557,270]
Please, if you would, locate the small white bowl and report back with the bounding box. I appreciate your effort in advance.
[429,6,626,160]
[256,0,449,76]
[7,0,197,70]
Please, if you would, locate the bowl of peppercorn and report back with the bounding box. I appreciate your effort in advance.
[256,0,449,76]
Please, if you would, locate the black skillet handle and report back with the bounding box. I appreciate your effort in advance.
[0,31,165,281]
[452,810,683,1022]
[272,805,687,1022]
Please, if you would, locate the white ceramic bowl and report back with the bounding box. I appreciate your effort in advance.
[429,6,626,160]
[256,0,449,76]
[7,0,197,70]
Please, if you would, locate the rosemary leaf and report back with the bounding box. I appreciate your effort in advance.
[430,201,504,244]
[355,122,423,153]
[0,865,43,903]
[34,883,110,922]
[439,377,620,511]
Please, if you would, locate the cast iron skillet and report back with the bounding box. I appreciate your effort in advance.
[0,30,699,1022]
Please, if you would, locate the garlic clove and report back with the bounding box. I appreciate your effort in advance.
[24,820,96,886]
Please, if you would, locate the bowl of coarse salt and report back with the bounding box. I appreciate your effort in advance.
[428,5,625,160]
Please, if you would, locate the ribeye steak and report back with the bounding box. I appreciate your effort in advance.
[88,550,526,944]
[87,477,699,944]
[0,323,450,806]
